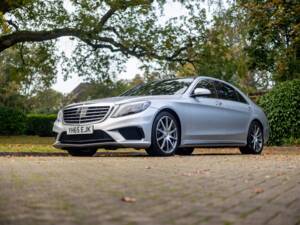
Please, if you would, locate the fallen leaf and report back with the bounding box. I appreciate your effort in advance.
[181,172,193,177]
[254,187,264,194]
[121,197,136,203]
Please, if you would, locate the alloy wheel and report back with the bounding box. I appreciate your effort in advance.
[156,116,178,154]
[250,124,263,153]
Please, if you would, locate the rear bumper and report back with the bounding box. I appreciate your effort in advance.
[264,126,269,144]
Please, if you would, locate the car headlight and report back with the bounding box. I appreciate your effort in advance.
[56,110,63,123]
[112,101,151,118]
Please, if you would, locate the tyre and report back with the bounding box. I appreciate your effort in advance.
[176,147,194,155]
[146,111,180,156]
[240,121,264,154]
[67,148,97,157]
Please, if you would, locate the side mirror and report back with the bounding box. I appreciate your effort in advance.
[191,88,211,97]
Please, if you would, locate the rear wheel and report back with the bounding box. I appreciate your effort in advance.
[67,148,97,157]
[146,111,180,156]
[240,121,264,154]
[176,147,194,155]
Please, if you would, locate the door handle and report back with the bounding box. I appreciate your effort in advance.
[216,101,222,106]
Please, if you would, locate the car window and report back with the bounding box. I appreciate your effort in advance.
[235,91,248,104]
[194,79,217,98]
[122,78,194,96]
[214,81,239,102]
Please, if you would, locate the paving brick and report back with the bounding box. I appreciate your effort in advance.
[0,147,299,225]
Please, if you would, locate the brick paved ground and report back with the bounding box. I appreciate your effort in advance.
[0,147,299,225]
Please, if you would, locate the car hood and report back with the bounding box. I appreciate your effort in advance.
[65,95,182,108]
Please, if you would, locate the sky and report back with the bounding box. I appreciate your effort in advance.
[52,1,211,94]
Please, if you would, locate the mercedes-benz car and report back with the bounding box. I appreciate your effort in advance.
[53,76,269,156]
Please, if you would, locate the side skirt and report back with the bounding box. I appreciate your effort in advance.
[181,143,246,148]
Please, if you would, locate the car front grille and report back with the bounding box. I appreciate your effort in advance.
[63,106,110,124]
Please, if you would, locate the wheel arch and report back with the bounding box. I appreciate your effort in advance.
[154,107,182,145]
[251,118,264,131]
[248,118,264,140]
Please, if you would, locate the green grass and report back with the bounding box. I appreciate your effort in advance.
[0,135,55,144]
[0,136,59,153]
[283,137,300,146]
[0,135,139,153]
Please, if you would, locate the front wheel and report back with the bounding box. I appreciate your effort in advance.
[240,121,264,154]
[67,148,97,157]
[146,111,180,156]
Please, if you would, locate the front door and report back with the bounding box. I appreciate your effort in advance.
[181,79,226,145]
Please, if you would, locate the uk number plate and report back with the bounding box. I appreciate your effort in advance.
[67,125,93,135]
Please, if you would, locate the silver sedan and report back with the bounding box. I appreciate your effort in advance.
[53,76,269,156]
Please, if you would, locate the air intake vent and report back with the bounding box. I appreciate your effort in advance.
[63,106,110,124]
[59,130,114,144]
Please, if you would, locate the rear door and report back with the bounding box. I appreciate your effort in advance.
[213,81,251,143]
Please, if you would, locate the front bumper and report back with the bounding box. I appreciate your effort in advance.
[53,107,157,149]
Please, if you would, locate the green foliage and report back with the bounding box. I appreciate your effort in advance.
[237,0,300,82]
[173,6,259,93]
[0,46,57,111]
[282,137,300,146]
[174,0,300,92]
[0,0,299,100]
[25,114,56,137]
[259,79,300,145]
[0,107,57,137]
[67,78,133,103]
[28,89,64,114]
[1,0,208,81]
[0,106,27,135]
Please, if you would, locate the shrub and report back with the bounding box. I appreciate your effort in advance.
[259,79,300,145]
[26,114,57,137]
[0,106,27,135]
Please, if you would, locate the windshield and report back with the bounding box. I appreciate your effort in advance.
[122,78,194,96]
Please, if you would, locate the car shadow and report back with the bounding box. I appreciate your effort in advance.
[0,152,68,157]
[0,151,241,157]
[94,152,242,157]
[189,153,241,156]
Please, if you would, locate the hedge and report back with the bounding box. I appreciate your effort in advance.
[25,114,57,137]
[0,106,27,135]
[259,79,300,145]
[0,108,56,137]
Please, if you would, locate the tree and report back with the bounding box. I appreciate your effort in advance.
[131,74,144,86]
[0,45,57,110]
[174,0,300,92]
[28,89,64,114]
[174,7,254,92]
[0,0,209,80]
[66,78,132,103]
[237,0,300,82]
[0,45,56,94]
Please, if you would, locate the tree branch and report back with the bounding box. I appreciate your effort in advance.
[103,26,123,39]
[5,19,19,31]
[99,8,117,28]
[0,0,29,14]
[0,25,191,66]
[0,28,83,52]
[89,36,192,63]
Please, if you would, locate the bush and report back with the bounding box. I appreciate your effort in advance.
[259,79,300,145]
[26,114,57,137]
[0,106,27,135]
